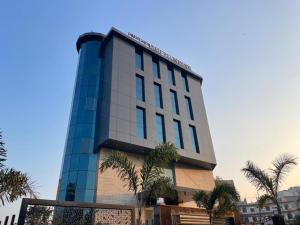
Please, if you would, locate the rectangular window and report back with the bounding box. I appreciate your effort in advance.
[185,96,194,120]
[170,90,179,114]
[189,125,199,153]
[181,72,189,92]
[167,66,175,85]
[154,83,163,108]
[152,58,160,78]
[136,107,146,139]
[173,120,183,149]
[136,75,145,101]
[155,114,165,144]
[135,49,143,70]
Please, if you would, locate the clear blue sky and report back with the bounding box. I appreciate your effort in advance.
[0,0,299,219]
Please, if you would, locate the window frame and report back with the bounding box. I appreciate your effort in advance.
[154,82,163,108]
[170,90,179,114]
[152,57,160,78]
[167,65,176,86]
[155,113,166,144]
[136,74,145,101]
[185,96,194,120]
[181,72,190,92]
[173,119,184,149]
[135,48,144,70]
[136,107,147,139]
[189,125,199,153]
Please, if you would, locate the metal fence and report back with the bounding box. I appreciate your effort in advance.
[17,198,135,225]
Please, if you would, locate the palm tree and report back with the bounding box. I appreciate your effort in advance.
[193,180,240,225]
[99,142,179,225]
[0,131,37,206]
[241,154,297,216]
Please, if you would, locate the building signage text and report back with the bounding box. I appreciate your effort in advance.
[128,32,191,71]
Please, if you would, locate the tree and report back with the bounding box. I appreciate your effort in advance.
[0,131,37,206]
[25,205,53,225]
[193,180,240,225]
[241,154,297,216]
[99,142,179,225]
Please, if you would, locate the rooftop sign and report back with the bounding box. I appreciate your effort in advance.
[128,32,191,71]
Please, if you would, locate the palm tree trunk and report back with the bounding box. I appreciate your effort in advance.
[275,200,282,216]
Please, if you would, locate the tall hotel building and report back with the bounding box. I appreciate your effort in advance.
[57,28,217,207]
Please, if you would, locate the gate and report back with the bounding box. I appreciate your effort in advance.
[17,198,135,225]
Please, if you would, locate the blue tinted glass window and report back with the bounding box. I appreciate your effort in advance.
[68,171,78,185]
[181,73,189,92]
[75,189,85,202]
[86,171,96,189]
[168,66,175,85]
[185,96,194,120]
[152,58,160,78]
[88,154,97,171]
[62,155,71,172]
[136,75,145,101]
[155,114,165,144]
[77,171,87,189]
[85,190,95,203]
[173,120,184,149]
[154,83,163,108]
[189,125,199,153]
[135,50,143,70]
[136,107,146,139]
[170,90,179,114]
[69,155,79,171]
[60,173,68,190]
[78,154,89,171]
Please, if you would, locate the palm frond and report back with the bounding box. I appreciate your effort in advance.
[271,154,297,193]
[0,168,37,206]
[140,142,179,189]
[241,161,274,194]
[193,190,211,210]
[99,151,139,194]
[0,131,7,168]
[144,176,176,204]
[257,194,275,209]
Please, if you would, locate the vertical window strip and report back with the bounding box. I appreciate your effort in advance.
[181,72,189,92]
[135,49,143,70]
[136,107,146,139]
[152,58,160,78]
[154,83,163,108]
[155,113,166,144]
[136,75,145,101]
[185,96,194,120]
[170,90,179,114]
[173,119,184,149]
[168,66,175,86]
[189,125,199,153]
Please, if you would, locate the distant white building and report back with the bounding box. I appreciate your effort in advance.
[238,187,300,224]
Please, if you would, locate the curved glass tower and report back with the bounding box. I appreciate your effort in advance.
[57,33,104,202]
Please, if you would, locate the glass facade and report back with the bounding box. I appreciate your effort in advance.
[168,66,175,86]
[152,58,160,78]
[189,125,199,153]
[154,83,163,108]
[155,114,165,144]
[136,75,145,101]
[181,72,189,92]
[135,49,143,70]
[136,107,146,139]
[170,90,179,114]
[57,40,102,203]
[185,96,194,120]
[173,120,184,149]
